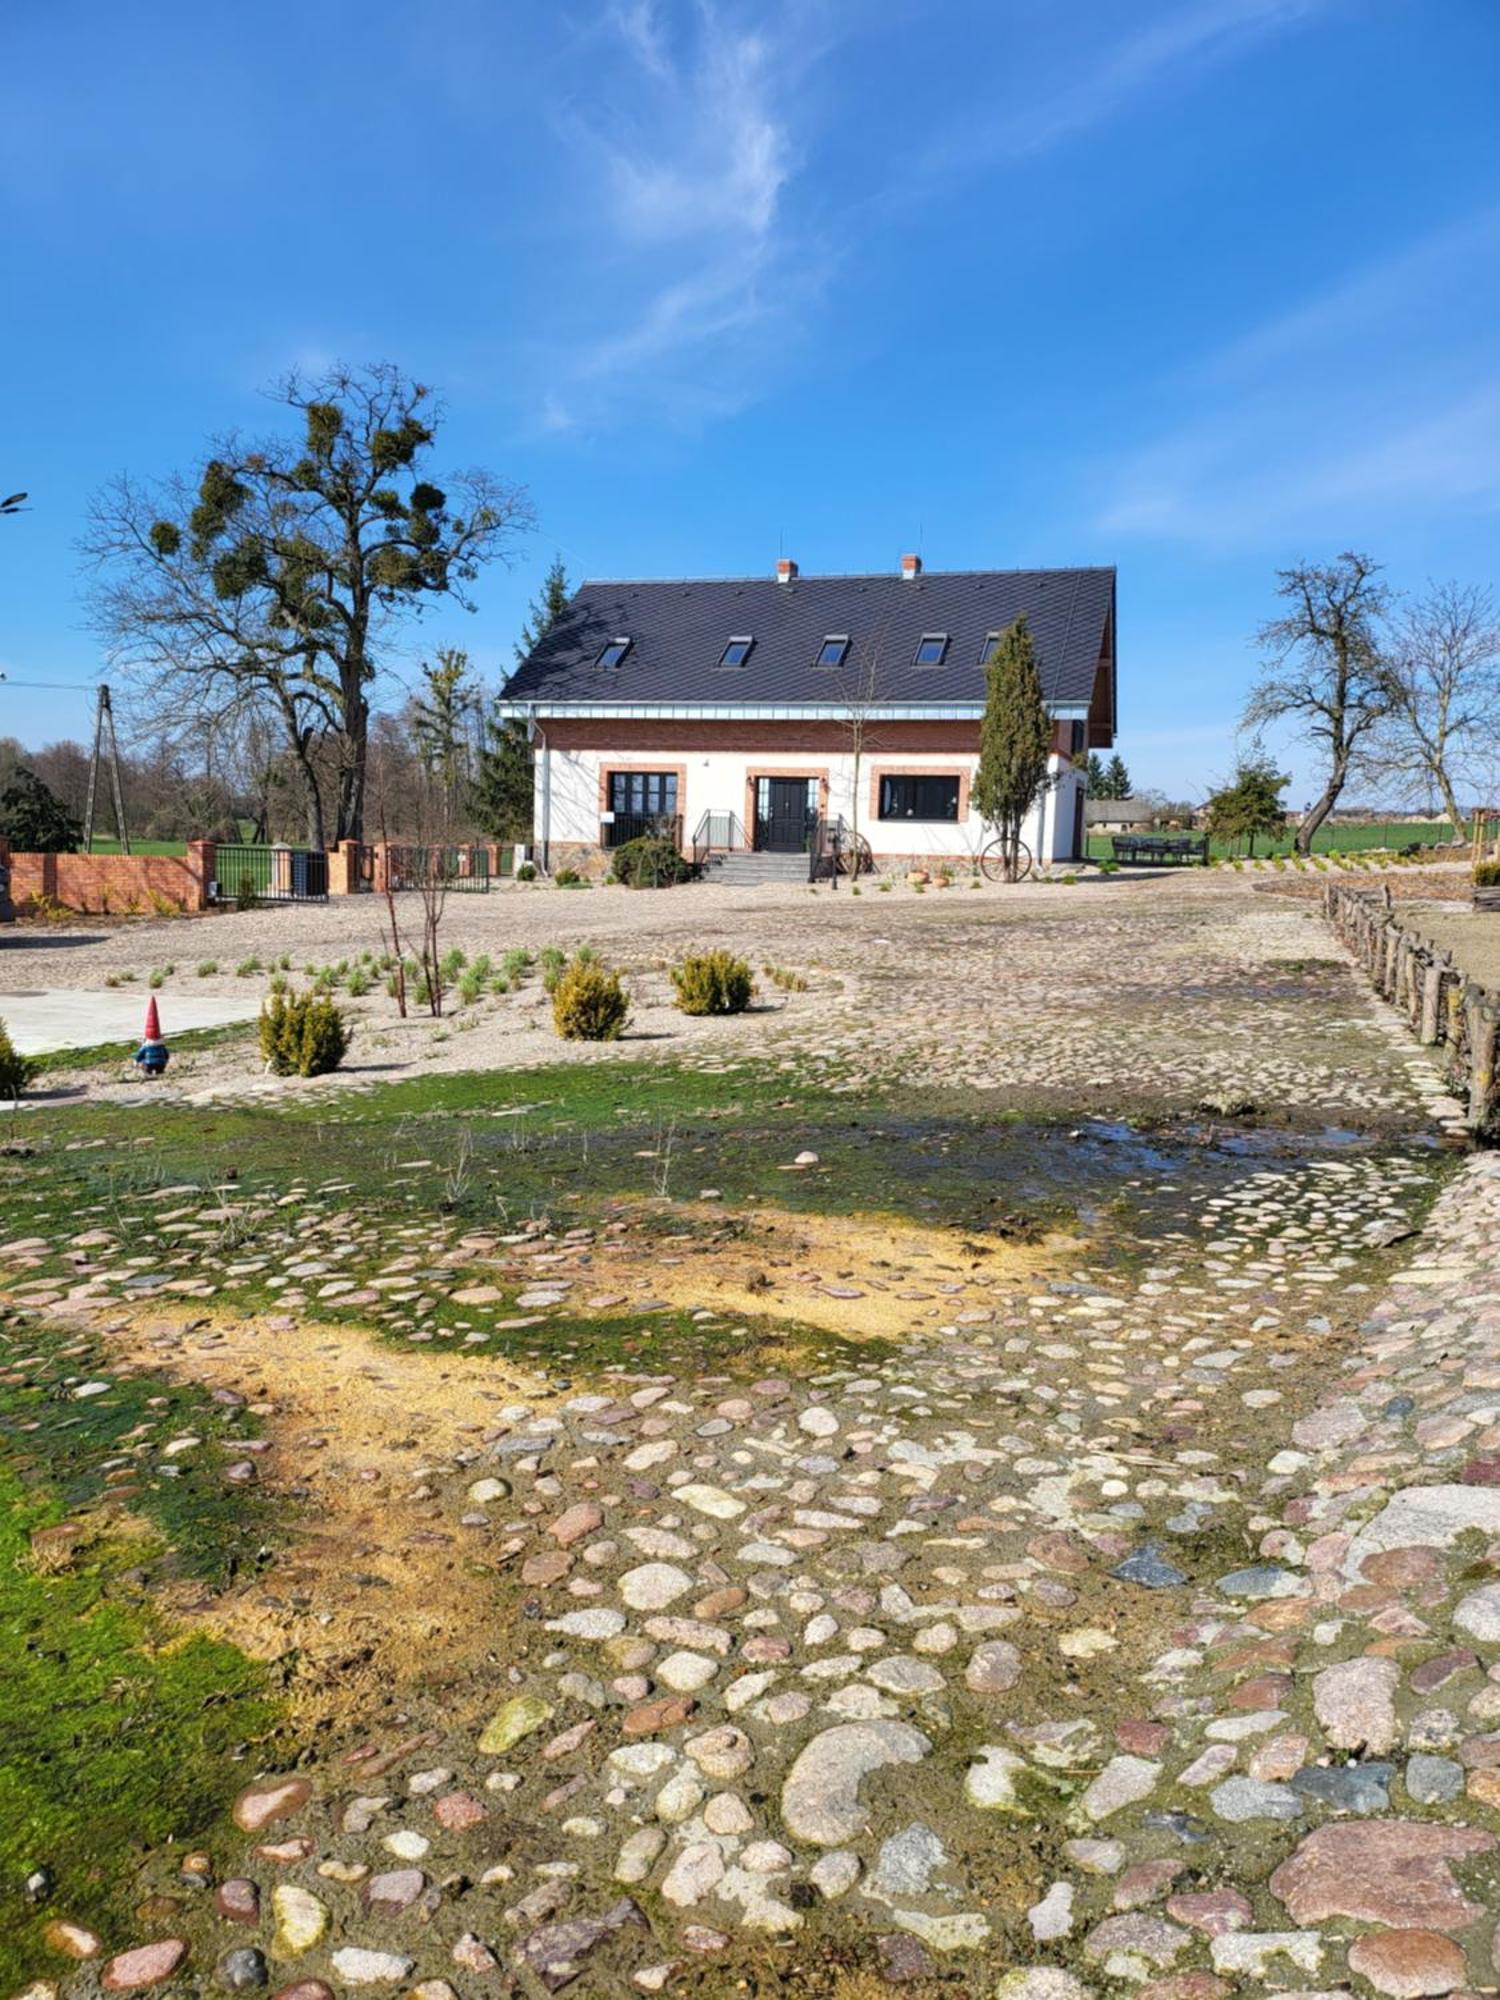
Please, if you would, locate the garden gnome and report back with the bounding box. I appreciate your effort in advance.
[133,995,170,1077]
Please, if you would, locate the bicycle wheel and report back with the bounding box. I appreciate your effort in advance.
[1013,840,1033,882]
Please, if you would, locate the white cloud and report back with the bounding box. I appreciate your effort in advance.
[920,0,1334,176]
[535,1,831,428]
[598,4,789,242]
[1095,208,1500,548]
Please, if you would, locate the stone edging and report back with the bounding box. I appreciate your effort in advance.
[1325,879,1498,1137]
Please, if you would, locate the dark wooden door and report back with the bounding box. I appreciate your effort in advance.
[755,778,816,852]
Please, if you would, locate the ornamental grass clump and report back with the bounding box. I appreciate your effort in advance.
[552,962,630,1041]
[671,951,754,1016]
[1475,861,1500,887]
[258,989,350,1078]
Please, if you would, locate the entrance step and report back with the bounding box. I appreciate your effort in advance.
[705,852,810,886]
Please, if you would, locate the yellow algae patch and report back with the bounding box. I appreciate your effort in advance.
[602,1201,1077,1343]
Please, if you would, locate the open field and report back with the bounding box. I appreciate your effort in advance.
[1089,818,1474,863]
[5,873,1500,1996]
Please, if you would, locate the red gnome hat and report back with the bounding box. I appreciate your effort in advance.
[144,996,162,1042]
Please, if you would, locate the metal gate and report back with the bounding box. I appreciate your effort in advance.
[214,843,329,905]
[385,844,491,893]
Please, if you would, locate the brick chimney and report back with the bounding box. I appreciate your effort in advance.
[900,552,922,579]
[776,557,798,582]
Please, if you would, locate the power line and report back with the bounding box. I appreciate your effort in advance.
[0,676,100,691]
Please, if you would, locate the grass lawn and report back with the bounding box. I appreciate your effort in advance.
[1087,819,1470,864]
[79,838,190,856]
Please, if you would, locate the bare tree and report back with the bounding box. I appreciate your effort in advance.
[1244,552,1392,855]
[82,362,532,844]
[1364,581,1500,838]
[832,630,890,874]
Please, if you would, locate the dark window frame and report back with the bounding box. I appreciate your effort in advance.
[912,632,949,667]
[814,634,850,668]
[596,636,632,669]
[718,635,755,669]
[607,769,679,818]
[878,773,962,823]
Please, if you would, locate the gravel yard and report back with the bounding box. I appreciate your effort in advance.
[0,869,1463,1123]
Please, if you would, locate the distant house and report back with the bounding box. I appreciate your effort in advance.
[1085,795,1161,834]
[498,555,1117,877]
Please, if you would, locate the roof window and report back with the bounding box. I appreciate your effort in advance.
[718,635,754,668]
[913,632,949,666]
[596,636,631,669]
[815,635,850,668]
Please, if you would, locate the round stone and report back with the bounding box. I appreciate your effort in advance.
[619,1563,695,1611]
[217,1949,268,1992]
[1346,1928,1467,1998]
[965,1639,1021,1693]
[103,1943,189,1992]
[1452,1582,1500,1642]
[780,1722,930,1845]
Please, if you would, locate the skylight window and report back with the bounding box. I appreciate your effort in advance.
[596,636,631,669]
[815,635,850,668]
[718,635,754,668]
[980,629,1002,662]
[913,632,949,666]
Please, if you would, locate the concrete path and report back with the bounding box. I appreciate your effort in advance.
[0,987,259,1054]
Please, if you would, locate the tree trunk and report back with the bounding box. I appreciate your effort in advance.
[336,698,369,844]
[1295,754,1349,856]
[1435,767,1466,843]
[294,738,326,851]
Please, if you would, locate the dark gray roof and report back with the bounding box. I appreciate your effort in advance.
[503,566,1115,711]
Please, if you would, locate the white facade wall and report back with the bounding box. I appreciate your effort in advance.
[539,742,1083,865]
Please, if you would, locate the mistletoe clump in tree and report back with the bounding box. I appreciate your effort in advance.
[85,363,532,847]
[972,616,1053,880]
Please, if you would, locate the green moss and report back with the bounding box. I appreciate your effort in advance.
[0,1470,278,1980]
[0,1321,272,1588]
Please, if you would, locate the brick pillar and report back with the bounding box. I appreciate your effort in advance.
[328,840,360,895]
[186,839,216,911]
[372,841,390,896]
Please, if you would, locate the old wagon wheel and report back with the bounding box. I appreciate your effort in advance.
[979,838,1033,883]
[837,832,873,877]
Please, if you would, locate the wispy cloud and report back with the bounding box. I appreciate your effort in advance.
[531,1,829,431]
[1095,207,1500,548]
[919,0,1333,176]
[597,3,790,241]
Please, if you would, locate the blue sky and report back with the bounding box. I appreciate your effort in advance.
[2,0,1498,803]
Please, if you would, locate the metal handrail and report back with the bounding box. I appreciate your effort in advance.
[691,810,745,867]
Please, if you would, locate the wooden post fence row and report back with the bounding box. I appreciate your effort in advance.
[1324,880,1499,1138]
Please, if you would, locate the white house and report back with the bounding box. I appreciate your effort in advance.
[497,555,1117,879]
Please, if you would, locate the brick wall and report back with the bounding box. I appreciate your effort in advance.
[7,843,215,915]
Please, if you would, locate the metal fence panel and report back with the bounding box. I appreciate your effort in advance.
[214,844,329,905]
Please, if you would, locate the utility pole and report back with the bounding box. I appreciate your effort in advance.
[83,684,131,854]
